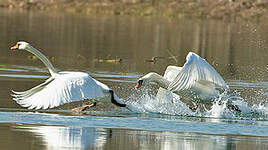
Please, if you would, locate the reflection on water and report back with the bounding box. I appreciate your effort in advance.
[15,126,107,149]
[1,8,268,150]
[1,8,268,108]
[0,8,268,114]
[1,9,268,78]
[0,123,266,150]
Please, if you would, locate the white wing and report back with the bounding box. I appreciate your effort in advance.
[167,52,228,94]
[163,66,182,81]
[12,72,110,109]
[156,66,182,103]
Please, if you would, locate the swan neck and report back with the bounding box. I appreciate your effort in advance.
[26,45,58,76]
[151,73,170,89]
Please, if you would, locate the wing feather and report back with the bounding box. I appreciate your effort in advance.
[156,66,183,103]
[167,52,228,93]
[12,72,108,109]
[163,66,182,81]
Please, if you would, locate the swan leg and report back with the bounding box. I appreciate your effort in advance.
[218,98,241,113]
[109,90,126,107]
[71,102,97,112]
[227,104,241,113]
[202,104,209,112]
[189,101,198,111]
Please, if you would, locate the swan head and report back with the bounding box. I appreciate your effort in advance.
[135,73,156,88]
[11,41,30,50]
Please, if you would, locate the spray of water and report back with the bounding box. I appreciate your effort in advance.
[125,87,268,120]
[125,88,194,116]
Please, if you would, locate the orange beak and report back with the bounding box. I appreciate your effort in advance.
[135,82,142,88]
[11,44,19,50]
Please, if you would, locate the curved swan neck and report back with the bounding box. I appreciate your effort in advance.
[147,73,171,89]
[26,45,58,76]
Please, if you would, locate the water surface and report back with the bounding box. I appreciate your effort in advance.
[1,8,268,150]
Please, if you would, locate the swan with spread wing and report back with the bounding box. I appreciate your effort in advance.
[10,41,126,109]
[136,52,229,104]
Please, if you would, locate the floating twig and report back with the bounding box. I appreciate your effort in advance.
[166,49,178,64]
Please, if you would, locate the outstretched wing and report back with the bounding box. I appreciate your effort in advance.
[12,72,109,109]
[167,52,228,93]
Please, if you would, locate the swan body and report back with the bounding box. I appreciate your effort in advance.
[136,52,228,103]
[10,41,126,109]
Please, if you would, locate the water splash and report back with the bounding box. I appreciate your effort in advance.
[125,88,268,120]
[204,90,268,120]
[125,88,194,116]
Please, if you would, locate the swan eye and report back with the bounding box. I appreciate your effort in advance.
[138,80,143,85]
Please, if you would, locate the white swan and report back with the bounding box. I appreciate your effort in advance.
[10,41,126,109]
[136,52,229,104]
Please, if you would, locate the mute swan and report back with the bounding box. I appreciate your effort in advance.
[10,41,126,109]
[136,52,229,104]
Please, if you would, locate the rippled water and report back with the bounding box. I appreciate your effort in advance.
[1,8,268,150]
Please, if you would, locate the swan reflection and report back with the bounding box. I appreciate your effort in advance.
[18,126,107,149]
[12,124,267,150]
[21,126,227,150]
[120,131,228,150]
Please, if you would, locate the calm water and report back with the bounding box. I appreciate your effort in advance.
[1,8,268,150]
